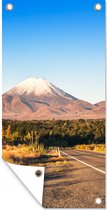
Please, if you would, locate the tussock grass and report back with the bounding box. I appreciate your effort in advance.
[73,144,105,153]
[2,145,68,165]
[2,145,42,163]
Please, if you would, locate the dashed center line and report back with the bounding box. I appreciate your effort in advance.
[61,150,105,174]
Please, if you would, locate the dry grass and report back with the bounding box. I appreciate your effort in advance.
[2,145,68,166]
[2,145,40,164]
[73,144,105,153]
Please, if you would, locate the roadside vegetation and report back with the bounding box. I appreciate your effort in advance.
[2,119,105,164]
[2,119,105,146]
[2,145,67,165]
[73,144,105,153]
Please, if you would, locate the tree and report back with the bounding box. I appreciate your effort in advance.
[25,132,31,142]
[2,119,105,147]
[2,127,6,145]
[11,131,19,145]
[34,131,40,150]
[2,127,5,139]
[5,125,11,140]
[11,131,19,141]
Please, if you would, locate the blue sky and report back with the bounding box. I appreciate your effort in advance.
[3,0,105,103]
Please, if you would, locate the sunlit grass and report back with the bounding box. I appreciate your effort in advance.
[2,145,68,165]
[73,144,105,153]
[2,145,42,163]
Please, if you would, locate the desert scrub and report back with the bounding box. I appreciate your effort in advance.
[74,144,87,150]
[2,145,41,163]
[94,144,105,152]
[38,143,45,154]
[74,144,105,153]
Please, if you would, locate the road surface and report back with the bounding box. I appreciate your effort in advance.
[43,149,105,208]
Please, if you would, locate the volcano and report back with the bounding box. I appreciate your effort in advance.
[2,77,105,120]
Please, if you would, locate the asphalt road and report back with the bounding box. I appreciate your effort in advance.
[61,149,105,174]
[43,149,105,208]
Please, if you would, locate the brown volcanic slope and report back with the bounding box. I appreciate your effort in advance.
[2,77,105,120]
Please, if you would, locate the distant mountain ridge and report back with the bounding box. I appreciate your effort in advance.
[2,77,105,120]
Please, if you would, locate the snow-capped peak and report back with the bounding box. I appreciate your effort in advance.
[8,77,53,95]
[6,77,77,100]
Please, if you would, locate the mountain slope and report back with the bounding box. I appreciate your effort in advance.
[2,77,105,120]
[6,77,77,100]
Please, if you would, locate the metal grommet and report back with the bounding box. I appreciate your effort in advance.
[35,170,42,177]
[6,3,13,11]
[95,197,102,205]
[94,3,102,11]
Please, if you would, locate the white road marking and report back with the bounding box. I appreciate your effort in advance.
[61,150,105,174]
